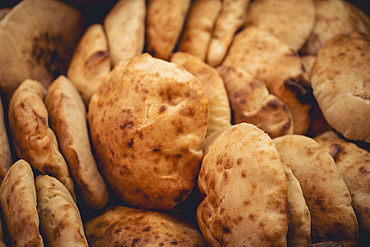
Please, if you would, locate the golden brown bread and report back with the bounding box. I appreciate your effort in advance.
[223,27,312,135]
[147,0,190,60]
[273,135,358,246]
[85,206,205,246]
[45,76,109,209]
[0,160,44,247]
[197,123,288,246]
[170,52,231,137]
[36,175,88,247]
[104,0,145,67]
[67,23,111,105]
[8,79,75,199]
[88,53,207,210]
[217,65,293,138]
[0,94,12,184]
[311,32,370,142]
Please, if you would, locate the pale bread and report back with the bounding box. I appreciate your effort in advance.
[0,94,12,184]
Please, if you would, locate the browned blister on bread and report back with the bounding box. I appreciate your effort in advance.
[85,206,205,246]
[0,160,44,247]
[8,79,75,199]
[0,94,12,184]
[147,0,190,60]
[67,23,111,105]
[36,175,88,247]
[218,65,293,138]
[197,123,288,246]
[45,76,109,209]
[273,135,359,246]
[223,27,312,135]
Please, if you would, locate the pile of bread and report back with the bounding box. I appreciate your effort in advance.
[0,0,368,246]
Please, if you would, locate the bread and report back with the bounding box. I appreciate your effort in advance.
[301,0,370,55]
[197,123,288,246]
[0,0,84,99]
[67,23,111,105]
[217,65,293,138]
[8,79,75,199]
[311,32,370,142]
[88,53,207,210]
[171,52,231,137]
[206,0,250,66]
[0,94,12,184]
[301,55,316,77]
[147,0,190,60]
[45,75,109,209]
[273,135,358,246]
[36,175,88,247]
[0,8,10,21]
[223,27,312,134]
[315,131,370,243]
[104,0,145,67]
[0,160,44,247]
[245,0,315,51]
[178,0,221,61]
[85,206,205,246]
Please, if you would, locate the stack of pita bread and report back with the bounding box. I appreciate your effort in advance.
[0,0,368,246]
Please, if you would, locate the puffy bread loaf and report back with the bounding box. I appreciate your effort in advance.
[223,27,312,134]
[0,94,12,184]
[85,206,205,246]
[147,0,190,60]
[217,65,293,138]
[301,55,316,77]
[0,160,44,247]
[0,0,84,99]
[178,0,221,61]
[104,0,145,67]
[67,23,111,104]
[8,79,75,199]
[170,52,231,137]
[45,76,109,209]
[284,164,311,246]
[315,131,370,241]
[206,0,250,66]
[88,53,208,210]
[197,123,288,246]
[273,135,358,246]
[311,32,370,142]
[245,0,315,51]
[36,175,88,247]
[301,0,370,55]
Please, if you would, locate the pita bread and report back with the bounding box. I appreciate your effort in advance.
[171,52,231,137]
[67,23,111,105]
[223,27,312,134]
[36,175,88,247]
[245,0,315,51]
[88,53,207,210]
[273,135,358,246]
[315,131,370,243]
[104,0,145,67]
[0,159,43,247]
[217,65,293,138]
[0,94,12,184]
[301,0,370,55]
[8,79,75,199]
[85,206,204,246]
[197,123,288,246]
[0,0,84,100]
[147,0,190,60]
[178,0,221,61]
[301,55,316,77]
[311,32,370,142]
[45,76,109,209]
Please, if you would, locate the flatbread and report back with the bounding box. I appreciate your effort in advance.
[36,175,88,247]
[0,94,12,184]
[0,159,43,247]
[45,75,109,209]
[171,52,231,137]
[67,23,111,105]
[104,0,145,67]
[197,123,288,246]
[8,79,75,199]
